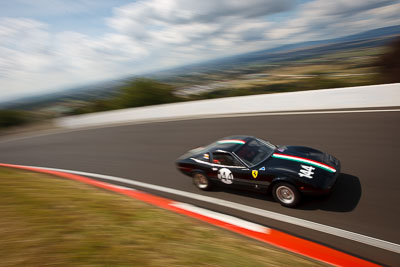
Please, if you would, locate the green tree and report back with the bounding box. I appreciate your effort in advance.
[376,37,400,83]
[0,110,29,128]
[116,78,180,108]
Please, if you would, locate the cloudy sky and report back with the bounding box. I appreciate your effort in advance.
[1,0,400,102]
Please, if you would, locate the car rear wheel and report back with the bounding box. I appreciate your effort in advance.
[193,172,212,191]
[272,182,301,208]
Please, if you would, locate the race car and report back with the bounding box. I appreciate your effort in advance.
[176,135,340,207]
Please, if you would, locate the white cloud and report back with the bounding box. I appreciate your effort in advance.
[103,0,289,66]
[108,0,292,28]
[0,18,149,101]
[0,0,129,17]
[0,18,52,79]
[266,0,400,41]
[106,0,292,47]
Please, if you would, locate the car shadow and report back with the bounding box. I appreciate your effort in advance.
[299,173,362,212]
[212,186,272,201]
[211,173,361,212]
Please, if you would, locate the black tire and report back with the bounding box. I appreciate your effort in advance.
[192,172,212,191]
[272,182,301,208]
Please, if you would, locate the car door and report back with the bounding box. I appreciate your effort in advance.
[210,151,251,186]
[248,162,275,189]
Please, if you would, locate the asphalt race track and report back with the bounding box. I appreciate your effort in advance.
[1,109,399,265]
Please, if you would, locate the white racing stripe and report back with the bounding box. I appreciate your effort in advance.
[23,165,400,254]
[170,202,270,234]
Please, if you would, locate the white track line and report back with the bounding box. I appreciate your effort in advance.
[108,184,136,191]
[194,108,400,118]
[170,202,270,234]
[57,108,400,131]
[26,165,400,254]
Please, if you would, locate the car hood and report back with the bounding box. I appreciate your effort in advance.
[275,145,339,168]
[266,146,340,189]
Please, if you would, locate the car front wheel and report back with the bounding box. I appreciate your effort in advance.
[192,172,212,191]
[272,182,301,208]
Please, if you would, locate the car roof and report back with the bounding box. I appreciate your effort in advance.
[208,135,255,153]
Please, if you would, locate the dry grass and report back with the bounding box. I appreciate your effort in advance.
[0,167,326,267]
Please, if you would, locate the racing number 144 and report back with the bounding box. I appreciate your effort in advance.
[298,165,315,179]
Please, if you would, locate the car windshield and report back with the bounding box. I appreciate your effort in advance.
[234,138,276,166]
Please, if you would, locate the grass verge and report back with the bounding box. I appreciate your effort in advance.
[0,167,325,266]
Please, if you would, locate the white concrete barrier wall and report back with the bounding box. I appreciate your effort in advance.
[56,83,400,129]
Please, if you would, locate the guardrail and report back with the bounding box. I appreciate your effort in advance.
[56,83,400,129]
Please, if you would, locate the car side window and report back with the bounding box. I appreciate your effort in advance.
[212,152,243,167]
[194,153,210,162]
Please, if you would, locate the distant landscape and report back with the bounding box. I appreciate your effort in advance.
[1,25,399,131]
